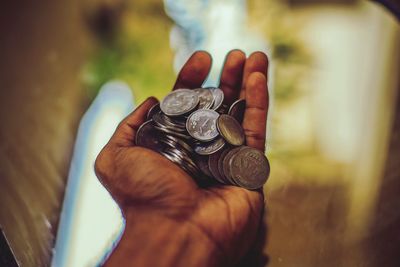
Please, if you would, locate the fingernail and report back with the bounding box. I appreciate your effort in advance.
[146,96,159,103]
[228,49,246,57]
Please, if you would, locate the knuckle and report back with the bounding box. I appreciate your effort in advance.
[247,106,267,114]
[244,128,265,142]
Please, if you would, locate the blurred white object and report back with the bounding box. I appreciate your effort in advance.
[52,81,134,267]
[164,0,270,85]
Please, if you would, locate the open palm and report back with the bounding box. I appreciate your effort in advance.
[95,50,269,267]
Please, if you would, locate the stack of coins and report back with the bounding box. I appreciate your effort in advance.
[135,88,270,190]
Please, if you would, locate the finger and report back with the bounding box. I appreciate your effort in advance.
[218,49,246,105]
[109,97,159,147]
[240,51,268,99]
[173,51,212,90]
[242,72,268,151]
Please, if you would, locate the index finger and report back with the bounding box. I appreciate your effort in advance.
[173,51,212,90]
[218,50,246,105]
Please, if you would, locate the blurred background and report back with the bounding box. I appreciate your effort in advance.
[0,0,399,266]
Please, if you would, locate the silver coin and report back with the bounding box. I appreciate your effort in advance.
[162,116,187,132]
[153,124,191,140]
[160,138,183,151]
[218,148,233,185]
[160,150,177,163]
[164,134,193,152]
[176,147,195,165]
[194,88,214,109]
[194,156,213,179]
[167,147,198,170]
[162,149,188,170]
[222,147,243,185]
[153,120,181,135]
[167,148,201,177]
[194,137,225,155]
[160,89,199,116]
[168,117,187,129]
[217,103,229,114]
[147,103,161,120]
[228,99,246,124]
[208,150,228,184]
[135,120,165,152]
[153,112,187,132]
[161,113,186,127]
[152,112,171,128]
[217,114,245,146]
[207,87,224,110]
[160,150,189,174]
[167,147,188,162]
[186,109,220,142]
[229,146,270,190]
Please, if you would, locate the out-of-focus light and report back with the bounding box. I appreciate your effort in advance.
[52,81,134,267]
[164,0,270,85]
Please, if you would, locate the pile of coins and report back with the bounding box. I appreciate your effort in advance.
[135,88,270,190]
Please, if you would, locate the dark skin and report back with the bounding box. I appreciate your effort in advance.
[95,50,269,267]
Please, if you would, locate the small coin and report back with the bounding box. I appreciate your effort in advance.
[160,113,187,131]
[229,146,270,190]
[154,121,184,136]
[168,147,188,162]
[167,146,198,169]
[217,114,245,146]
[160,111,186,125]
[160,150,187,172]
[153,112,184,132]
[135,120,165,151]
[186,109,220,142]
[147,103,161,120]
[228,99,246,124]
[218,148,232,184]
[194,155,213,179]
[168,116,187,129]
[160,138,182,151]
[217,103,229,114]
[164,134,193,152]
[205,87,224,110]
[222,147,242,185]
[160,89,199,116]
[208,150,228,184]
[194,137,225,155]
[179,150,198,168]
[153,124,191,140]
[163,148,199,177]
[194,88,214,109]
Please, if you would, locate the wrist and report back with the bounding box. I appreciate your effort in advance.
[103,209,226,267]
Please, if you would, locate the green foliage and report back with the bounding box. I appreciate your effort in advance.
[83,3,175,103]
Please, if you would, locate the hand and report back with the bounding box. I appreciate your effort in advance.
[95,50,269,267]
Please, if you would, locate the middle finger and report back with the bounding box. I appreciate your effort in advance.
[218,50,246,105]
